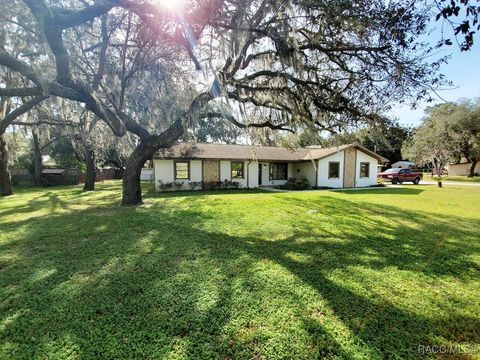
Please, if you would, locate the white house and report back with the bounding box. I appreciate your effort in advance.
[391,160,415,169]
[153,143,388,191]
[445,161,480,176]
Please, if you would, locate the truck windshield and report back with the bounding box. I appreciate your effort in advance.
[383,168,400,174]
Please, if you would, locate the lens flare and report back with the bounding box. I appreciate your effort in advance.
[162,0,183,10]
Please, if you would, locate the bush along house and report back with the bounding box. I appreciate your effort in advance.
[153,143,389,191]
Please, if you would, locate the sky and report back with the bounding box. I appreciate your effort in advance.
[389,33,480,127]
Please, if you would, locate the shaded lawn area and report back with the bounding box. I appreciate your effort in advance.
[0,182,479,359]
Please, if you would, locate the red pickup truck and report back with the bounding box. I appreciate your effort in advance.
[378,168,423,184]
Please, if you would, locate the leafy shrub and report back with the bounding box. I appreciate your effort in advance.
[431,175,447,188]
[158,180,173,191]
[158,180,241,191]
[281,177,311,190]
[221,179,240,189]
[190,181,202,190]
[172,181,184,191]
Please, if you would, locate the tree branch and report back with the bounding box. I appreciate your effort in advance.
[204,111,294,133]
[12,117,79,128]
[0,95,47,134]
[0,52,45,87]
[52,1,118,29]
[0,87,42,97]
[92,15,109,90]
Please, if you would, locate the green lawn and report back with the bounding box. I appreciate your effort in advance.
[1,182,479,359]
[435,175,480,182]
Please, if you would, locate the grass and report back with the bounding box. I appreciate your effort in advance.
[0,181,479,359]
[424,174,480,182]
[434,175,480,183]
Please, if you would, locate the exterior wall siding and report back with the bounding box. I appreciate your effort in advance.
[355,150,379,187]
[220,161,230,182]
[291,161,317,187]
[317,151,344,188]
[232,161,248,188]
[247,161,258,188]
[154,160,174,191]
[154,159,202,191]
[220,160,256,188]
[190,161,202,182]
[154,159,260,191]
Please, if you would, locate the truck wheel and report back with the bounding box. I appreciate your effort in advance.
[392,177,399,184]
[413,177,420,185]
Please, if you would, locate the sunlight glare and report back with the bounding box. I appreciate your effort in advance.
[162,0,183,10]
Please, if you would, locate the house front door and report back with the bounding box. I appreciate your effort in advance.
[202,160,220,189]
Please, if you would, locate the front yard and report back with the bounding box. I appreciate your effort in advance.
[0,182,479,359]
[435,175,480,183]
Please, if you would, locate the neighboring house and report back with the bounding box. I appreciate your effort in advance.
[391,160,415,169]
[42,155,57,168]
[153,143,388,191]
[140,168,155,181]
[445,161,480,176]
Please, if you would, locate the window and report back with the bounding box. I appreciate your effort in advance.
[174,161,189,180]
[270,163,288,180]
[328,162,340,179]
[231,161,244,179]
[360,162,370,178]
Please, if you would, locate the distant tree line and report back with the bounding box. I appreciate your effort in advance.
[403,98,480,177]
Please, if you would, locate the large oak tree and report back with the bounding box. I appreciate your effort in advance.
[404,100,480,178]
[1,0,444,204]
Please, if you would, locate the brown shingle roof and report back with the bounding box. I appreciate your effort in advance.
[302,144,351,160]
[154,143,389,163]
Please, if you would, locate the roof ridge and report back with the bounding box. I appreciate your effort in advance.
[156,142,388,163]
[177,141,357,151]
[186,142,303,149]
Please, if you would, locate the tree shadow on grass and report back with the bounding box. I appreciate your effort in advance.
[0,184,122,220]
[144,188,270,199]
[0,191,479,359]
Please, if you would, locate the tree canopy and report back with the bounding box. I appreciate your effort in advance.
[435,0,479,51]
[403,99,480,177]
[0,0,448,203]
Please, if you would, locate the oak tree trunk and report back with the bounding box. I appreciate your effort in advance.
[32,130,42,186]
[122,120,183,206]
[467,159,477,178]
[122,145,148,206]
[83,144,96,191]
[0,134,13,196]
